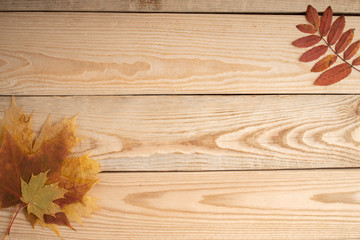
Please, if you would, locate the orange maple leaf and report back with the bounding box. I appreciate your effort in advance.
[0,98,100,239]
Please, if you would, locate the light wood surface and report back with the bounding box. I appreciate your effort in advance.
[2,170,360,239]
[0,0,358,13]
[2,13,360,94]
[2,4,360,240]
[1,95,360,171]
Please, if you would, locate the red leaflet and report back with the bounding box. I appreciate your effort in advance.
[306,5,320,29]
[335,29,354,53]
[344,40,360,60]
[319,6,333,36]
[311,54,337,72]
[300,45,328,62]
[327,16,345,45]
[294,5,360,86]
[292,35,321,48]
[296,24,317,34]
[314,63,352,85]
[352,56,360,66]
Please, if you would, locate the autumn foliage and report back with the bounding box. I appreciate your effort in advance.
[293,5,360,86]
[0,98,100,239]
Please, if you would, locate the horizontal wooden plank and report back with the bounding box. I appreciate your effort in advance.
[2,13,360,94]
[0,0,357,14]
[2,169,360,239]
[1,95,360,171]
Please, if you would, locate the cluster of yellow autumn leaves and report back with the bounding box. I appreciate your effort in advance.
[0,98,100,238]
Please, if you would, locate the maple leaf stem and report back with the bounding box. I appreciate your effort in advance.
[2,202,23,240]
[321,36,360,73]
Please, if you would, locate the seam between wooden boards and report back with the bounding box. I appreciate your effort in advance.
[100,166,360,173]
[0,10,360,16]
[2,93,360,97]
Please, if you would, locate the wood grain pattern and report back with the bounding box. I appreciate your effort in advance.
[2,95,360,171]
[0,0,358,13]
[2,170,360,239]
[2,13,360,94]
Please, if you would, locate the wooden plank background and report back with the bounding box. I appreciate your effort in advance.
[2,170,360,239]
[3,13,360,94]
[1,1,360,239]
[1,95,360,171]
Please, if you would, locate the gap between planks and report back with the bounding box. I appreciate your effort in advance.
[0,0,358,14]
[99,166,360,173]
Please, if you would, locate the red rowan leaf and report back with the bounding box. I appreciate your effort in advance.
[311,54,337,72]
[319,6,333,36]
[292,35,321,48]
[293,6,360,86]
[306,5,320,29]
[335,29,354,53]
[344,40,360,60]
[300,45,328,62]
[314,63,352,85]
[296,24,317,34]
[352,56,360,66]
[327,16,345,45]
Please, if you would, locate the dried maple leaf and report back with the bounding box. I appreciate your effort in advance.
[0,98,34,153]
[21,172,67,222]
[293,5,360,85]
[63,195,99,225]
[56,154,100,208]
[0,98,100,239]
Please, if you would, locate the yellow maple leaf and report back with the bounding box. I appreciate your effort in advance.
[63,195,100,225]
[33,115,79,153]
[0,98,101,239]
[21,172,67,222]
[61,154,100,225]
[0,97,34,153]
